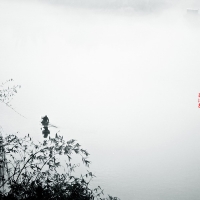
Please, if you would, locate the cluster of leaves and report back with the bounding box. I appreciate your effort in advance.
[0,133,120,200]
[0,79,23,117]
[0,79,21,106]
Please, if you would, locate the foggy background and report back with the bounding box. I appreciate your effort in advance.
[1,0,200,199]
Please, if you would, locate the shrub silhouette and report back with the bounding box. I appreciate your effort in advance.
[0,134,120,200]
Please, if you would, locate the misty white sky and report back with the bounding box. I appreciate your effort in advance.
[1,0,200,199]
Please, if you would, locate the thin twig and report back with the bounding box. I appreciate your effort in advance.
[0,99,27,119]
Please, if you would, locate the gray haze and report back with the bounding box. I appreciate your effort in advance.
[44,0,200,11]
[1,0,200,199]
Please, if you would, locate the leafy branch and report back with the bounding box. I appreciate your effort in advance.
[0,79,25,118]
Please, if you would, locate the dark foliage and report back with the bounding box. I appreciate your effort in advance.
[0,134,120,200]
